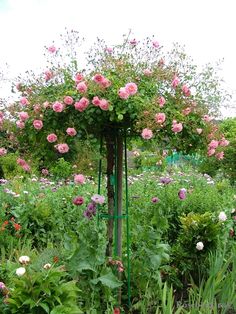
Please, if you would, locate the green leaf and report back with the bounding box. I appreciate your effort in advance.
[91,272,122,289]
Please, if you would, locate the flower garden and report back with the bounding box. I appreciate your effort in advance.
[0,30,236,313]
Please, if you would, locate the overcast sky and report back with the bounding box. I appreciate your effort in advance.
[0,0,236,117]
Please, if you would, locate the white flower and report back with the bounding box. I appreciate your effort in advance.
[43,263,51,270]
[196,241,204,251]
[218,211,227,222]
[16,267,26,276]
[19,255,30,264]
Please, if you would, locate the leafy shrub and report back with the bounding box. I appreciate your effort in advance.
[50,158,73,179]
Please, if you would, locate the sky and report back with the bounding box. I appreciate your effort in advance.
[0,0,236,118]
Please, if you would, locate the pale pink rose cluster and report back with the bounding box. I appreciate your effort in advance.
[76,81,88,93]
[202,115,213,122]
[47,45,57,53]
[93,74,111,88]
[64,96,74,105]
[207,139,227,159]
[75,73,84,83]
[16,120,25,129]
[158,96,166,108]
[20,97,29,106]
[17,158,31,172]
[66,127,77,136]
[18,112,29,121]
[55,143,69,154]
[0,147,7,156]
[141,128,153,140]
[118,82,138,99]
[182,84,191,97]
[92,96,109,110]
[143,69,153,76]
[172,75,180,88]
[172,120,183,133]
[44,70,53,82]
[52,101,64,113]
[74,97,89,112]
[47,133,57,143]
[182,107,191,116]
[33,120,43,130]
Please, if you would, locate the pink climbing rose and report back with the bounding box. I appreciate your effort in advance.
[172,121,183,133]
[125,82,138,96]
[76,81,88,93]
[55,143,69,154]
[141,128,153,140]
[118,87,129,99]
[33,120,43,130]
[52,101,64,112]
[66,128,77,136]
[74,174,85,184]
[47,133,57,143]
[18,112,29,121]
[64,96,74,105]
[155,113,166,124]
[74,97,89,112]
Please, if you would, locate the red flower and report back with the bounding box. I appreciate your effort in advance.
[53,256,59,263]
[13,223,21,231]
[113,308,120,314]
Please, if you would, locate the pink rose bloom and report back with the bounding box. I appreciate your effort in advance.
[100,78,111,88]
[203,115,213,122]
[18,112,29,121]
[22,164,31,172]
[182,107,191,115]
[105,47,113,53]
[99,99,109,111]
[158,96,166,107]
[208,140,219,149]
[92,96,101,106]
[182,84,191,96]
[215,151,224,160]
[125,82,138,96]
[17,158,31,172]
[16,120,25,129]
[47,45,57,53]
[66,127,77,136]
[155,113,166,124]
[219,138,229,147]
[118,87,129,99]
[207,148,215,156]
[0,148,7,156]
[52,101,64,112]
[74,97,89,112]
[33,120,43,130]
[75,73,84,83]
[74,174,85,184]
[172,76,180,88]
[91,194,105,204]
[130,39,137,45]
[64,96,74,105]
[196,128,203,134]
[43,101,50,109]
[76,81,88,93]
[44,70,53,81]
[56,143,69,154]
[93,74,105,84]
[141,128,153,140]
[172,121,183,133]
[47,133,57,143]
[143,69,153,76]
[20,97,29,106]
[34,104,41,113]
[152,40,159,48]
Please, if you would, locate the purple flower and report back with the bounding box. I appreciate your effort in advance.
[0,282,6,289]
[178,188,187,200]
[151,197,159,203]
[83,209,93,219]
[160,177,172,185]
[87,202,96,215]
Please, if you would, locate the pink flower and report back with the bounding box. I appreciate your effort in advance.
[99,99,109,111]
[100,78,111,88]
[22,164,31,172]
[41,168,49,176]
[143,69,153,76]
[203,115,213,122]
[207,148,215,156]
[44,70,53,81]
[125,82,138,96]
[75,73,84,83]
[43,101,50,109]
[182,107,191,115]
[208,140,219,149]
[130,39,137,45]
[92,96,101,106]
[47,133,57,143]
[16,83,22,91]
[74,97,89,112]
[141,128,153,140]
[20,97,29,106]
[178,188,187,200]
[172,121,183,133]
[47,45,57,53]
[158,96,166,107]
[74,174,85,184]
[16,120,25,129]
[93,74,105,84]
[64,96,73,105]
[0,148,7,156]
[52,101,64,112]
[91,194,105,204]
[105,47,113,53]
[73,196,84,206]
[55,143,69,154]
[215,151,224,160]
[17,158,31,172]
[18,112,29,121]
[151,197,159,203]
[34,104,41,113]
[76,81,88,93]
[33,120,43,130]
[182,84,191,96]
[66,127,77,136]
[172,76,180,88]
[155,113,166,124]
[219,138,229,147]
[196,128,203,134]
[152,40,159,48]
[118,87,129,99]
